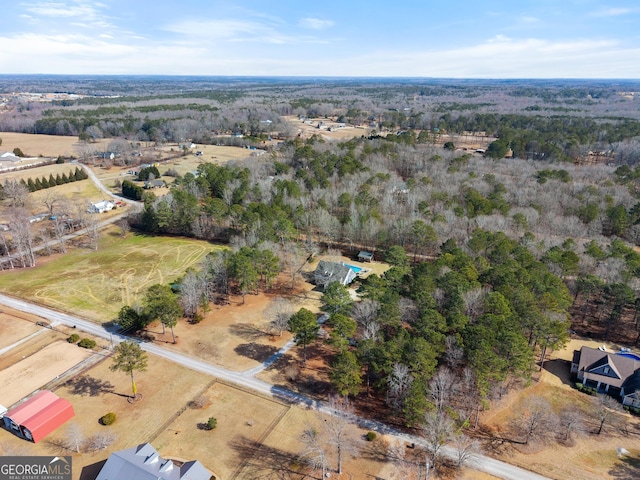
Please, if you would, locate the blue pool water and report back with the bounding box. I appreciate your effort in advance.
[344,264,362,273]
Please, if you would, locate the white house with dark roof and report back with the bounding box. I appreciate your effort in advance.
[572,345,640,404]
[314,260,357,290]
[96,443,212,480]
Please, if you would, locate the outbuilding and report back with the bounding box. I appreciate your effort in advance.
[3,390,74,443]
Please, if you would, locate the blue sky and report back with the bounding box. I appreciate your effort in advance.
[1,0,640,77]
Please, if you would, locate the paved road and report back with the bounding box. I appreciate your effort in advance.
[0,294,552,480]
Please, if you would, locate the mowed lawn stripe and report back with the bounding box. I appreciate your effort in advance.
[0,229,219,322]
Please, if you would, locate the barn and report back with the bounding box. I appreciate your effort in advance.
[2,390,74,443]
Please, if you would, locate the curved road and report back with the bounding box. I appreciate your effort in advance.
[0,293,550,480]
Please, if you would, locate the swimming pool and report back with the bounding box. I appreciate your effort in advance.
[344,263,362,274]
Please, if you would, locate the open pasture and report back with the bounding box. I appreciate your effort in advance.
[0,132,109,158]
[0,231,215,322]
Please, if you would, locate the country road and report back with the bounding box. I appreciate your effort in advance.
[0,293,551,480]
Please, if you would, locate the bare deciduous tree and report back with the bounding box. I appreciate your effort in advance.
[265,297,295,336]
[180,270,203,319]
[512,396,558,444]
[87,431,116,451]
[429,367,456,413]
[299,427,328,479]
[452,434,481,469]
[63,423,86,453]
[594,394,622,435]
[422,410,455,471]
[7,208,35,267]
[3,179,29,208]
[387,362,413,411]
[557,407,585,444]
[352,298,380,330]
[325,395,358,475]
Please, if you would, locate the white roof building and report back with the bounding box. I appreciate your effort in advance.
[96,443,211,480]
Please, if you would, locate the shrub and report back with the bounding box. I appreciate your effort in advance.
[365,431,377,442]
[206,417,217,430]
[100,412,116,425]
[13,147,25,157]
[624,405,640,416]
[67,333,80,343]
[55,156,65,164]
[78,338,97,349]
[575,382,597,396]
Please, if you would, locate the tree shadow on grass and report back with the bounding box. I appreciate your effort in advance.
[230,323,269,341]
[234,343,279,362]
[66,375,115,397]
[609,455,640,479]
[228,435,307,480]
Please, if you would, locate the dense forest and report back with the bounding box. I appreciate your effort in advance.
[4,76,640,428]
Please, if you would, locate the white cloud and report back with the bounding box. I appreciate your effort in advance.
[520,16,540,23]
[164,18,328,45]
[2,29,640,78]
[591,7,635,17]
[298,17,334,30]
[22,1,102,18]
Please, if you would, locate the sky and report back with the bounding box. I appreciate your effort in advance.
[1,0,640,78]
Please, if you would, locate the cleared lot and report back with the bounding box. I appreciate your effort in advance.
[0,340,94,407]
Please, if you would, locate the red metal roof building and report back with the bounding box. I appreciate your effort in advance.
[3,390,74,443]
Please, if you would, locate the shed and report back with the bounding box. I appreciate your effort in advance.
[3,390,74,443]
[358,251,373,262]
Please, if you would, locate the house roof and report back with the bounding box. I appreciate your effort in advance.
[96,443,211,480]
[576,346,640,389]
[5,390,74,443]
[314,260,356,287]
[358,251,373,259]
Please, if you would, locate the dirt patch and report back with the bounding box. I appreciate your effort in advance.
[0,307,42,349]
[0,340,94,407]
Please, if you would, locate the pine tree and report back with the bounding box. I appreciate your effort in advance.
[61,173,69,183]
[41,176,50,189]
[27,178,36,192]
[49,174,56,187]
[34,178,43,190]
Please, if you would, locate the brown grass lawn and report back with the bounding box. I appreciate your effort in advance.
[0,351,214,480]
[0,340,95,406]
[0,306,43,349]
[0,132,110,158]
[478,336,640,480]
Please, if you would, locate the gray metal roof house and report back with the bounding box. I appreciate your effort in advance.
[95,443,212,480]
[314,260,357,290]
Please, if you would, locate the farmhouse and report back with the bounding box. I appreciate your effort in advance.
[88,200,115,213]
[2,390,74,443]
[571,345,640,404]
[96,443,211,480]
[144,179,165,189]
[314,260,357,290]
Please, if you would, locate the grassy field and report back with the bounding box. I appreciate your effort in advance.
[0,132,109,158]
[0,230,217,322]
